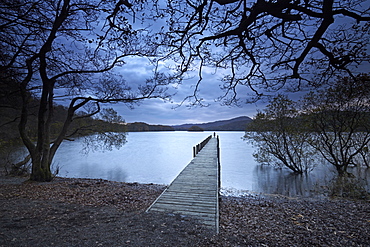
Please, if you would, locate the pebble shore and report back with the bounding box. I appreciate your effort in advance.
[1,176,369,246]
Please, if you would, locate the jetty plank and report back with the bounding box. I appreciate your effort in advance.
[146,137,220,233]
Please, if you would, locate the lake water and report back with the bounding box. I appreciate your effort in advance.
[52,131,370,198]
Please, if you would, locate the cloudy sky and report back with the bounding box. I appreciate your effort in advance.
[113,98,263,125]
[108,56,270,125]
[66,2,369,126]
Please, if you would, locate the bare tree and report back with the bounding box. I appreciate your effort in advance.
[244,94,316,173]
[0,0,172,181]
[303,74,370,175]
[152,0,370,104]
[245,74,370,175]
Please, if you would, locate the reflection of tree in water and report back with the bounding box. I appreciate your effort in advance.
[326,174,370,200]
[254,164,370,198]
[0,146,22,163]
[325,166,370,199]
[75,162,128,183]
[254,165,325,198]
[107,167,128,182]
[1,146,30,175]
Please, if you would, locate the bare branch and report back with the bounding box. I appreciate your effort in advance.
[160,0,370,104]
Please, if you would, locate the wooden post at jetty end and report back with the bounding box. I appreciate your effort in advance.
[146,135,220,234]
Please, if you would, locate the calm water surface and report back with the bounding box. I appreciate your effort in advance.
[53,131,369,197]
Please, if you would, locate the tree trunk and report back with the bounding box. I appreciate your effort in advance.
[30,155,52,182]
[336,163,350,177]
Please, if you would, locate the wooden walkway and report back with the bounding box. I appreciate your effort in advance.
[146,136,220,233]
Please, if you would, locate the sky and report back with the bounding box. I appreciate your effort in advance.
[95,3,269,126]
[110,75,266,126]
[113,98,262,125]
[46,2,271,126]
[105,47,324,126]
[108,56,269,125]
[57,1,369,126]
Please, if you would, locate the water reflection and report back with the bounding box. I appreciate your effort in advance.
[3,131,369,198]
[214,131,369,198]
[72,162,128,182]
[106,166,127,182]
[248,162,370,198]
[0,145,28,166]
[253,165,325,197]
[54,131,211,185]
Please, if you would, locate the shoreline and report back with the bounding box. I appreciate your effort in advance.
[1,175,369,246]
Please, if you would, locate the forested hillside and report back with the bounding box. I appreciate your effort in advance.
[0,83,126,149]
[125,122,174,132]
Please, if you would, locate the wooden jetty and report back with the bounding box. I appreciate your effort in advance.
[146,135,220,234]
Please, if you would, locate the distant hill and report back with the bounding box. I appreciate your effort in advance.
[172,116,252,131]
[125,122,175,132]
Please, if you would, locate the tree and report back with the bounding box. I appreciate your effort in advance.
[151,0,370,104]
[188,126,204,131]
[303,74,370,175]
[0,0,172,181]
[246,75,370,175]
[244,94,316,173]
